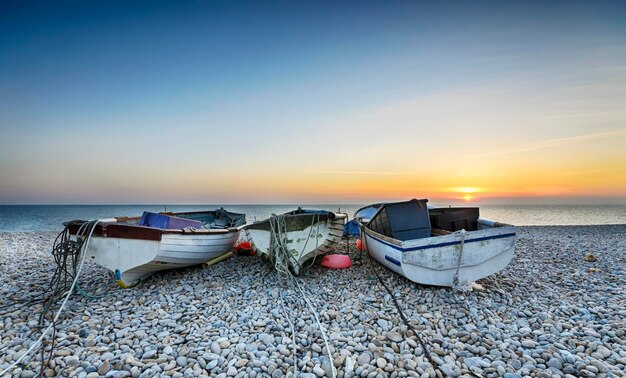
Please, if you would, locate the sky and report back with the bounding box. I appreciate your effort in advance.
[1,1,625,205]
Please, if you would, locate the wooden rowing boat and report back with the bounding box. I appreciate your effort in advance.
[66,209,246,287]
[244,208,347,275]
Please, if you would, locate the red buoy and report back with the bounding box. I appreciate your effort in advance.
[356,239,364,251]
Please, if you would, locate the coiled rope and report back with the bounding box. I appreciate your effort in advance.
[0,220,101,377]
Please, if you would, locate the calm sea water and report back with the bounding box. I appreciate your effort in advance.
[0,204,624,232]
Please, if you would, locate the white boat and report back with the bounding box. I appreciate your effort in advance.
[355,199,516,287]
[66,209,246,287]
[244,208,347,275]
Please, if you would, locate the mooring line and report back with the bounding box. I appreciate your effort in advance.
[365,245,483,378]
[267,213,337,378]
[368,258,440,370]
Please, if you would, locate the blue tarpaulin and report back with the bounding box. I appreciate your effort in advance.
[344,219,360,236]
[139,212,202,229]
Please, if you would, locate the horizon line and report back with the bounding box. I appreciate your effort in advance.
[1,202,625,206]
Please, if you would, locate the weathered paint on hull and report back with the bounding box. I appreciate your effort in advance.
[245,214,346,274]
[85,231,240,287]
[364,224,516,287]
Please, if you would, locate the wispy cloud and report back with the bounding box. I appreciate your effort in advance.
[479,128,626,157]
[306,170,414,176]
[558,166,625,177]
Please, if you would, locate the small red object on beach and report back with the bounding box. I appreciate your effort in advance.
[356,239,364,251]
[234,241,254,256]
[321,254,352,269]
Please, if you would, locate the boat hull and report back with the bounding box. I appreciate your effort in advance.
[363,223,516,287]
[245,212,346,274]
[82,230,240,287]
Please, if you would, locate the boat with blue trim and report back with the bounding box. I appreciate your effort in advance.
[354,199,516,287]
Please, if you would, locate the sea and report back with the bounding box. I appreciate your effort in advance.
[0,204,625,232]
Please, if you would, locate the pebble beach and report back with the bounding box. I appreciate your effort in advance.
[0,225,625,378]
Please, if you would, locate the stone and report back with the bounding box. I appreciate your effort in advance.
[548,357,562,369]
[387,331,403,342]
[65,356,80,367]
[141,350,157,360]
[440,363,460,377]
[98,360,111,375]
[313,365,325,377]
[357,353,371,366]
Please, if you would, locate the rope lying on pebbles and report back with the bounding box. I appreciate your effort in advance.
[267,213,337,378]
[279,297,298,375]
[363,235,489,378]
[0,220,101,377]
[367,256,444,376]
[291,274,337,378]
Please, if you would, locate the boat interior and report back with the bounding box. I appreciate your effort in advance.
[362,199,481,240]
[118,209,247,230]
[245,207,336,232]
[429,207,479,233]
[285,207,335,219]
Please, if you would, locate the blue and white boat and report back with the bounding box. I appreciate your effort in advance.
[354,199,516,287]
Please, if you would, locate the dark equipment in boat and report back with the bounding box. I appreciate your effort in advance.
[429,207,480,232]
[366,199,431,241]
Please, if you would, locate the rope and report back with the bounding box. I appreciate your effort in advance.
[304,212,324,269]
[452,229,467,289]
[267,211,337,378]
[268,214,292,279]
[291,275,336,378]
[361,228,482,378]
[0,220,102,377]
[268,211,324,276]
[280,295,298,376]
[75,282,106,300]
[366,254,438,364]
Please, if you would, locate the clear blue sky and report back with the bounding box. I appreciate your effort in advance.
[1,1,625,204]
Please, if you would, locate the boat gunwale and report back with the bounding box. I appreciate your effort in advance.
[363,225,516,253]
[66,221,242,242]
[245,211,347,229]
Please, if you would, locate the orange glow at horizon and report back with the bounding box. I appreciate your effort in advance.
[452,187,482,194]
